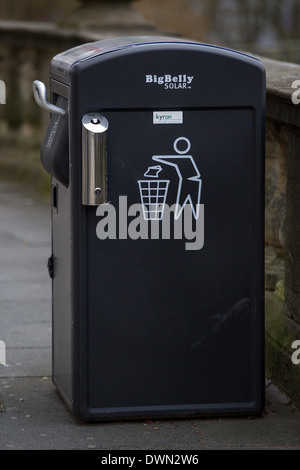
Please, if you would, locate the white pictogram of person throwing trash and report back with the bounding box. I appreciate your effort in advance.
[138,137,202,221]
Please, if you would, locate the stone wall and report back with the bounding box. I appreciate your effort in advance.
[262,56,300,406]
[0,21,299,406]
[0,20,100,193]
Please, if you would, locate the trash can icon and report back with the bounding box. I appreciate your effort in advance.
[138,165,170,220]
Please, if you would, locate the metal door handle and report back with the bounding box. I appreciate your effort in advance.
[32,80,66,116]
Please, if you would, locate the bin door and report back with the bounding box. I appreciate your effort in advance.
[83,106,263,417]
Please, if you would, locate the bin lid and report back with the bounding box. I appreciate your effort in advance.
[50,35,260,82]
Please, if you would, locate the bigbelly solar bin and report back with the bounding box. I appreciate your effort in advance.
[33,36,265,421]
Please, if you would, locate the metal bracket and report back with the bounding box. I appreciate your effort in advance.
[82,113,109,206]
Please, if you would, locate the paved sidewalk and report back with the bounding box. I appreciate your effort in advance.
[0,180,299,450]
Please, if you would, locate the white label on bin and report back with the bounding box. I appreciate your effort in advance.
[153,111,183,124]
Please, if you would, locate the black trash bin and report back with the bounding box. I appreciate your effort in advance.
[33,36,265,421]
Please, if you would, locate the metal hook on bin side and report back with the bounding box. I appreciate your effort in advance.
[32,80,65,116]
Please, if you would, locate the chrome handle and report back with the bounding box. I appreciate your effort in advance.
[32,80,66,116]
[82,113,109,206]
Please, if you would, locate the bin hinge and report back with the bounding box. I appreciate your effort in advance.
[47,254,54,279]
